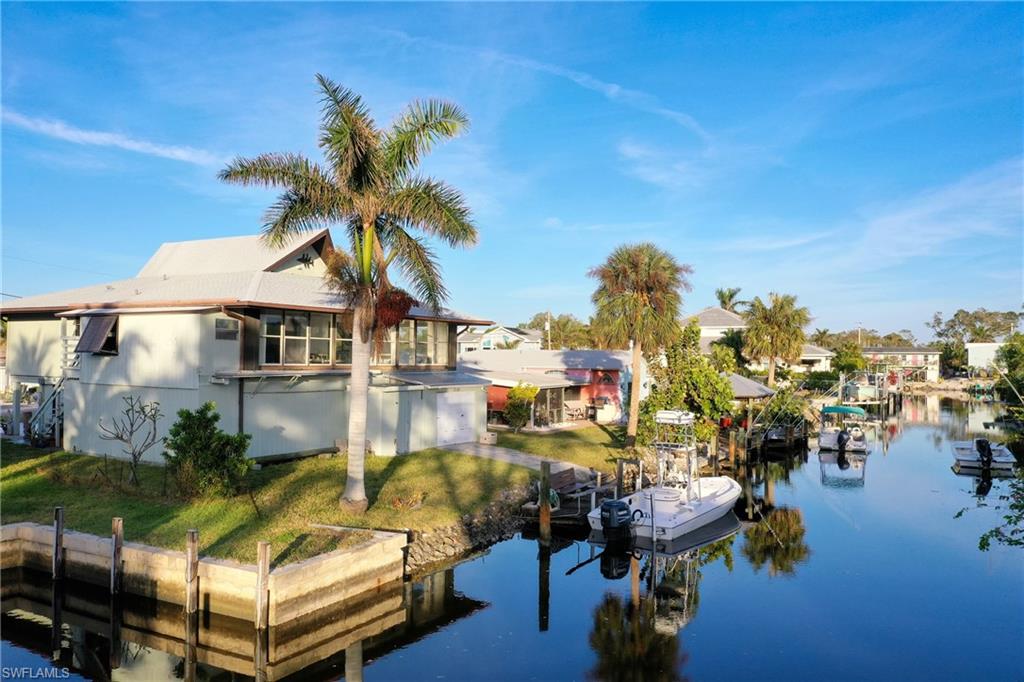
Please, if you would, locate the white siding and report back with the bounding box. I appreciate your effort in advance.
[6,319,63,379]
[81,313,201,390]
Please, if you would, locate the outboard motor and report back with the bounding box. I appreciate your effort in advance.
[975,439,994,469]
[600,551,632,580]
[837,451,851,471]
[837,429,852,452]
[600,499,633,538]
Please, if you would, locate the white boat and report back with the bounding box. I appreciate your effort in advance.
[587,409,741,541]
[951,439,1017,472]
[818,405,870,452]
[586,478,741,539]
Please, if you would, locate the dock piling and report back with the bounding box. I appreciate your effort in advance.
[255,541,270,630]
[615,460,624,498]
[52,507,64,581]
[539,462,552,545]
[110,517,123,595]
[185,529,199,615]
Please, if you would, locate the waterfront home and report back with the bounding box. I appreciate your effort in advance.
[688,306,834,372]
[0,230,492,460]
[965,342,1004,374]
[863,346,940,382]
[459,348,649,426]
[457,325,544,353]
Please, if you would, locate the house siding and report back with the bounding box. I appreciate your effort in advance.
[6,318,64,379]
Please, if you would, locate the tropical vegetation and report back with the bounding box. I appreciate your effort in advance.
[220,75,478,511]
[163,402,252,497]
[590,243,692,445]
[742,292,810,387]
[714,286,746,313]
[504,382,539,432]
[519,312,594,349]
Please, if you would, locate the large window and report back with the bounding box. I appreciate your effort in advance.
[259,310,451,367]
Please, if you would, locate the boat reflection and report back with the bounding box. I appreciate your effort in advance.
[818,450,868,489]
[1,561,487,681]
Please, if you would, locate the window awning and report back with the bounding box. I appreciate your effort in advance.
[74,315,117,353]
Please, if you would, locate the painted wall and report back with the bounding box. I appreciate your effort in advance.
[270,245,328,277]
[82,313,201,390]
[966,342,1003,370]
[6,318,64,379]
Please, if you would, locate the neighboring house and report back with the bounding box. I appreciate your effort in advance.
[863,346,940,382]
[966,342,1004,372]
[688,306,833,372]
[459,349,648,426]
[0,229,492,460]
[457,325,544,353]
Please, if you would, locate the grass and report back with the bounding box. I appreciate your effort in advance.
[496,423,626,473]
[0,442,532,567]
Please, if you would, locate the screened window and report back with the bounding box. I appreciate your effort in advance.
[374,327,395,365]
[215,318,239,341]
[335,314,353,364]
[398,319,416,365]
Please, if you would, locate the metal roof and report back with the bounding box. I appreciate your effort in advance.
[459,348,631,372]
[137,229,330,277]
[0,270,490,324]
[726,373,775,399]
[687,306,746,327]
[461,368,588,389]
[801,343,835,357]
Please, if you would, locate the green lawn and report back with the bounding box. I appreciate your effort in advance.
[496,424,626,473]
[0,443,532,566]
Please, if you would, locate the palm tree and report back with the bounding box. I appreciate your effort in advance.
[220,75,477,511]
[743,293,810,387]
[590,244,692,445]
[810,327,831,347]
[714,287,745,313]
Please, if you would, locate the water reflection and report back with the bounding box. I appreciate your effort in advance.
[1,560,487,681]
[818,451,868,489]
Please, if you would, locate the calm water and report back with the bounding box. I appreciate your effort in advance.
[3,397,1022,681]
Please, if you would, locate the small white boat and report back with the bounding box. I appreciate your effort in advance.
[951,439,1017,472]
[818,405,870,452]
[587,478,741,540]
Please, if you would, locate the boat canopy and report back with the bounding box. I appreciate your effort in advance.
[822,405,867,417]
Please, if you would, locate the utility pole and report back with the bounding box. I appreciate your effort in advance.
[857,321,863,346]
[546,311,552,350]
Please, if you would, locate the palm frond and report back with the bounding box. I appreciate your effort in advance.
[387,177,477,247]
[383,99,469,179]
[323,246,365,305]
[385,225,448,311]
[315,74,381,191]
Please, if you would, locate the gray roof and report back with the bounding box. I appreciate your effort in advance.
[863,346,939,354]
[137,229,330,277]
[459,348,631,372]
[0,270,488,324]
[460,368,587,389]
[458,325,543,343]
[687,306,746,328]
[726,373,775,400]
[801,343,834,357]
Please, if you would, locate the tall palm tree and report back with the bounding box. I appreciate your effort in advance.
[810,327,831,347]
[590,244,692,445]
[220,75,477,511]
[714,287,745,313]
[743,293,810,387]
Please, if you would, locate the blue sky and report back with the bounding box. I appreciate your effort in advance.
[2,3,1021,338]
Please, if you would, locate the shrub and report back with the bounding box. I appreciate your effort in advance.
[163,402,252,497]
[803,371,839,392]
[505,383,539,433]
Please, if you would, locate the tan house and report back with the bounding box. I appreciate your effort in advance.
[1,230,491,460]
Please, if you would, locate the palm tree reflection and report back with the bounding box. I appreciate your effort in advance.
[741,507,811,576]
[588,594,688,682]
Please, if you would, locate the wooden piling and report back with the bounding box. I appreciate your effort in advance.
[785,424,794,449]
[184,611,198,682]
[590,472,601,510]
[110,517,123,595]
[109,593,122,670]
[539,462,551,545]
[728,431,736,468]
[185,529,199,615]
[615,460,624,499]
[255,541,270,630]
[538,543,551,632]
[52,507,64,580]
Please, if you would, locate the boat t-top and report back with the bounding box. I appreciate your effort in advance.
[587,410,740,541]
[950,438,1017,473]
[818,405,870,452]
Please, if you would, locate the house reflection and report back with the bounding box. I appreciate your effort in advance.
[0,563,487,681]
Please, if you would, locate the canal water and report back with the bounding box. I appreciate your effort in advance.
[2,397,1022,680]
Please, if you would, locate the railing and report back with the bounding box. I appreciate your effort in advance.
[61,335,80,371]
[28,377,65,444]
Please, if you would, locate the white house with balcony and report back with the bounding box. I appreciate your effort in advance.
[1,229,492,460]
[457,325,543,354]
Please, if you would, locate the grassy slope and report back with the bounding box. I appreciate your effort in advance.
[496,424,626,473]
[0,443,531,566]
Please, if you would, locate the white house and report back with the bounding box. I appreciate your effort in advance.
[863,346,941,382]
[1,230,492,461]
[687,306,834,372]
[966,342,1004,372]
[457,325,543,353]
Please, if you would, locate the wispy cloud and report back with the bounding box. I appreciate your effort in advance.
[2,109,223,166]
[379,29,711,144]
[541,216,667,233]
[714,231,835,253]
[508,283,592,300]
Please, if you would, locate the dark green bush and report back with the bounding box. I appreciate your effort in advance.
[803,371,839,391]
[163,402,252,497]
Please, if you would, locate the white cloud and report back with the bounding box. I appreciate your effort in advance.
[2,109,224,166]
[714,231,835,253]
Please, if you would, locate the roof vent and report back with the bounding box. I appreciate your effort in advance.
[134,289,142,296]
[106,285,114,291]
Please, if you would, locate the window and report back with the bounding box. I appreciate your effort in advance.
[215,318,239,341]
[398,319,415,365]
[374,327,395,365]
[435,323,449,365]
[416,320,434,364]
[283,311,308,364]
[74,315,118,355]
[482,338,492,350]
[261,312,283,364]
[335,314,353,364]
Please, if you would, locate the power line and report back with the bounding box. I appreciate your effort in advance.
[1,292,23,298]
[2,253,119,278]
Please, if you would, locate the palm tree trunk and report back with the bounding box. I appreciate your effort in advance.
[767,358,776,387]
[341,301,371,510]
[625,340,642,446]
